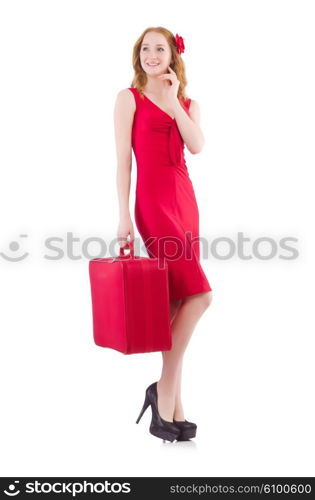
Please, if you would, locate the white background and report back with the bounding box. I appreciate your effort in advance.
[0,0,314,477]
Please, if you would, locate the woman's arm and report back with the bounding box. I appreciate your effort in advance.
[172,98,205,154]
[114,89,135,246]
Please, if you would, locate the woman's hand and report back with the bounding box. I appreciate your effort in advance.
[158,65,180,107]
[117,214,135,248]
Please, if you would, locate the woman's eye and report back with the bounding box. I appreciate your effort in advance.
[142,47,164,51]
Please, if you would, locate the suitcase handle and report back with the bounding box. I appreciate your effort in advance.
[119,239,134,258]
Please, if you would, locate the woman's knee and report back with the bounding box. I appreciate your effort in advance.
[182,290,213,310]
[200,291,213,310]
[169,298,182,319]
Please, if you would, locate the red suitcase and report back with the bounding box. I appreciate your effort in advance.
[89,241,172,354]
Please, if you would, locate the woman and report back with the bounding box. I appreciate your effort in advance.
[114,27,213,442]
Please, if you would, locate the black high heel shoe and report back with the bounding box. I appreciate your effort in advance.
[173,419,197,440]
[136,382,181,442]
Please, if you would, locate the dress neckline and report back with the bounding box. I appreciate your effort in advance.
[139,89,175,121]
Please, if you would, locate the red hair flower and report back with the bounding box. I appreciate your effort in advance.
[175,33,185,55]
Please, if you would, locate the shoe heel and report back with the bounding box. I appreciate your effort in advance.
[136,393,151,424]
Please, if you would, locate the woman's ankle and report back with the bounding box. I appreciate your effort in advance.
[173,401,185,421]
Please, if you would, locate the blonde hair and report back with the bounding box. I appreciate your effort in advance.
[130,26,188,104]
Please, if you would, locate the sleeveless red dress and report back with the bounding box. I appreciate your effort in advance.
[128,87,212,301]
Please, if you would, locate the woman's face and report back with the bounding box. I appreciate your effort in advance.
[139,31,172,77]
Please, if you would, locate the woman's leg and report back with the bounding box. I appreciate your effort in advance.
[157,291,213,421]
[169,298,182,325]
[173,357,185,420]
[161,299,183,419]
[163,299,183,418]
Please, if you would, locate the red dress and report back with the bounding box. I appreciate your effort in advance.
[128,87,212,301]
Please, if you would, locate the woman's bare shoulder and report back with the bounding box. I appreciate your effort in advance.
[116,88,136,101]
[114,88,136,114]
